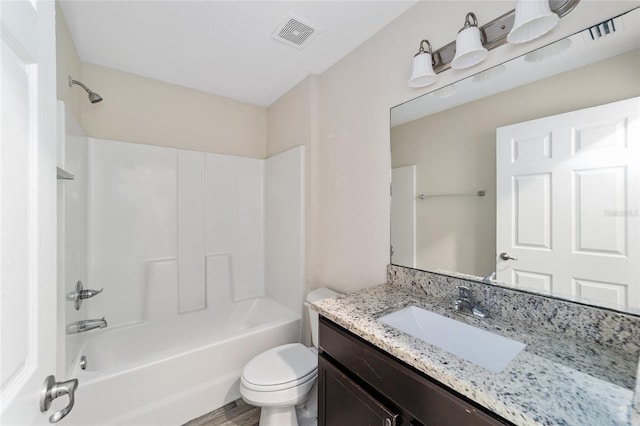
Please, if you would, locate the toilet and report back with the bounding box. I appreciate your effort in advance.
[239,287,341,426]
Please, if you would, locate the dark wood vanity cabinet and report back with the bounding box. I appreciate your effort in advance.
[318,317,513,426]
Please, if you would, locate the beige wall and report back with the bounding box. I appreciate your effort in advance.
[55,2,82,124]
[307,1,637,294]
[79,63,267,157]
[267,75,317,158]
[391,49,640,278]
[56,4,267,158]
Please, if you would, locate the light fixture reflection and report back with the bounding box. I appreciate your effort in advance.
[428,85,457,99]
[451,12,488,70]
[409,40,438,88]
[507,0,559,44]
[471,64,506,83]
[524,38,572,63]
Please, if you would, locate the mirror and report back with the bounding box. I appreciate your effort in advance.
[390,7,640,314]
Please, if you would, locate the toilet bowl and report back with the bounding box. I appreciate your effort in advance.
[239,287,341,426]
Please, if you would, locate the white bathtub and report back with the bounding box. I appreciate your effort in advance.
[64,297,301,426]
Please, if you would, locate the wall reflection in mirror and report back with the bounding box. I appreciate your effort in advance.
[390,7,640,314]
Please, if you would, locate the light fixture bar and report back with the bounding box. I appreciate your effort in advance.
[431,0,580,74]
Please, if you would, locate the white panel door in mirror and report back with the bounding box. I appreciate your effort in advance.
[497,97,639,310]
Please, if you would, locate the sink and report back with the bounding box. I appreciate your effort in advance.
[378,306,526,373]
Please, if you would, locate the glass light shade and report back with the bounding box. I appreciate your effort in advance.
[507,0,559,44]
[451,26,488,70]
[408,52,437,88]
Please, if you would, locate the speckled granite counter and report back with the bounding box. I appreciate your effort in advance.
[311,283,640,426]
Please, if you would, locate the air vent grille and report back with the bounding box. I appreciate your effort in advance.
[587,18,616,40]
[272,15,319,49]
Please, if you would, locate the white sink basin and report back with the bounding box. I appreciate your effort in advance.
[378,306,526,373]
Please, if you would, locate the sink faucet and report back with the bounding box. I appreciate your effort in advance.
[66,317,108,334]
[482,271,495,284]
[453,286,488,318]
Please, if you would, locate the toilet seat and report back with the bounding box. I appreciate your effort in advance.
[241,343,317,392]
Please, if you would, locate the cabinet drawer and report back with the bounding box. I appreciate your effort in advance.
[319,317,512,426]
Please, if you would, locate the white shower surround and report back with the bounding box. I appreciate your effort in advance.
[79,136,305,328]
[59,104,306,424]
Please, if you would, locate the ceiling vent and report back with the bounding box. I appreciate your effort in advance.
[586,17,619,40]
[272,14,319,49]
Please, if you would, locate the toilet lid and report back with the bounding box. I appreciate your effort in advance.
[242,343,317,389]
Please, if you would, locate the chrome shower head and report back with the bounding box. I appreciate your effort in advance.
[88,91,103,104]
[68,76,103,104]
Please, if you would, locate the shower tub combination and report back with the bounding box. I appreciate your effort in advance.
[64,298,300,426]
[58,105,306,425]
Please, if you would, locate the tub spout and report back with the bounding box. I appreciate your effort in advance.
[66,317,108,334]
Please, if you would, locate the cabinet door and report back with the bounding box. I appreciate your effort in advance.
[319,354,399,426]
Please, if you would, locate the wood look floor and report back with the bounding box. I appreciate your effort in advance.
[183,399,260,426]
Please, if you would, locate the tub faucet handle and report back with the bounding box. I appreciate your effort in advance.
[66,281,103,310]
[80,287,103,298]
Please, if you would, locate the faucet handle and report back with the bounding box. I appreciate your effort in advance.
[79,288,103,299]
[66,281,104,310]
[457,285,476,304]
[456,285,471,299]
[454,286,488,318]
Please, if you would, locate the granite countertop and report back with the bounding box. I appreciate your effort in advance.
[311,284,639,426]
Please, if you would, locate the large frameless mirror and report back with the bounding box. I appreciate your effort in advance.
[390,7,640,314]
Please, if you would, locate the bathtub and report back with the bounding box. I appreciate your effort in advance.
[64,297,301,426]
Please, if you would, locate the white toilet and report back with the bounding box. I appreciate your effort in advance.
[239,287,341,426]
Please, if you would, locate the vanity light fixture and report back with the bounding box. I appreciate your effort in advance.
[451,13,488,70]
[407,0,580,88]
[408,40,438,88]
[507,0,560,44]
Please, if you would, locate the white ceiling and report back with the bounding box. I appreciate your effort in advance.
[59,0,418,106]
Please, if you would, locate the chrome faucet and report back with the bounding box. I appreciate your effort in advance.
[66,317,108,334]
[453,286,488,318]
[482,271,496,284]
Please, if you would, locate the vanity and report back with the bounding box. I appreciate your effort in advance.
[312,269,640,426]
[318,316,511,425]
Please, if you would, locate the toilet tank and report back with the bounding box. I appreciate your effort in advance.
[305,287,341,348]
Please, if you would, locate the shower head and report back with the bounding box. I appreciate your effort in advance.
[68,76,103,104]
[88,91,103,104]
